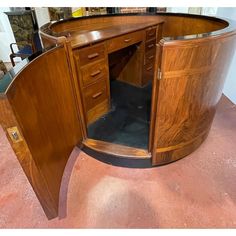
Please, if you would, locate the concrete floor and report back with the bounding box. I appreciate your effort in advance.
[0,95,236,228]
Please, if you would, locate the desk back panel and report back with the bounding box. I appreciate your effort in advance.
[160,15,227,38]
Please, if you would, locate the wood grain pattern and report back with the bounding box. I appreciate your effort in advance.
[64,42,88,139]
[2,14,235,220]
[40,13,236,167]
[68,22,160,49]
[48,14,226,41]
[141,26,157,85]
[160,14,227,38]
[151,34,236,165]
[106,30,144,53]
[50,15,162,33]
[0,96,58,219]
[4,46,84,218]
[43,14,227,48]
[75,43,106,66]
[145,38,156,52]
[146,26,157,41]
[114,41,145,87]
[73,42,110,125]
[144,49,155,65]
[86,99,110,125]
[83,78,108,111]
[148,44,161,152]
[83,139,151,159]
[80,59,108,87]
[40,28,67,49]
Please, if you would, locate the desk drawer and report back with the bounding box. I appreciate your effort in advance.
[142,62,155,86]
[77,43,106,66]
[107,30,144,53]
[146,27,157,41]
[81,60,108,87]
[145,38,156,52]
[144,48,156,65]
[144,62,154,74]
[84,78,108,111]
[87,100,109,125]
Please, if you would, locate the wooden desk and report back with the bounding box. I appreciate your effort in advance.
[1,13,236,219]
[71,22,162,124]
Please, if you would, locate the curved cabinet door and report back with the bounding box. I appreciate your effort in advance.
[152,35,236,165]
[3,45,84,219]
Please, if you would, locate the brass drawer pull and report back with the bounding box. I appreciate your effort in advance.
[124,38,132,43]
[148,44,154,48]
[148,55,154,60]
[88,53,99,59]
[146,66,153,71]
[90,70,101,77]
[92,92,102,99]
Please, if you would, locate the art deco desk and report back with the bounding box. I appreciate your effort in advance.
[0,13,236,219]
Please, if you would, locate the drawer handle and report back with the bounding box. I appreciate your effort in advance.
[124,38,132,43]
[148,32,155,36]
[90,70,101,77]
[146,66,153,71]
[92,92,102,99]
[148,55,154,60]
[148,44,154,49]
[87,53,99,59]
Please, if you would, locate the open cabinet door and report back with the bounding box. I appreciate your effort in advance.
[151,36,236,166]
[0,45,84,219]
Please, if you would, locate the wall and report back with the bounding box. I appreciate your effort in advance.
[0,7,16,62]
[201,7,218,16]
[217,8,236,104]
[34,7,50,28]
[166,7,189,13]
[0,8,50,63]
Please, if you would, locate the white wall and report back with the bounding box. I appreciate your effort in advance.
[217,8,236,104]
[167,7,218,16]
[166,7,189,13]
[0,7,16,62]
[201,7,218,16]
[34,7,50,28]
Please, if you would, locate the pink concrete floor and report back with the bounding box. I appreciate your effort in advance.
[0,95,236,228]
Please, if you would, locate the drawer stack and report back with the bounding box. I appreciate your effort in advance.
[74,43,110,125]
[143,26,157,86]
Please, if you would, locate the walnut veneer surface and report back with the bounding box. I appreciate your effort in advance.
[1,12,236,219]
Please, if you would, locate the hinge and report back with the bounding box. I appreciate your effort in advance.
[157,68,162,80]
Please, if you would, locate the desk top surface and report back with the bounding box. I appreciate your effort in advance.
[69,21,162,49]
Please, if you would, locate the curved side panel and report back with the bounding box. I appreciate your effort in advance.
[152,34,236,165]
[4,46,83,218]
